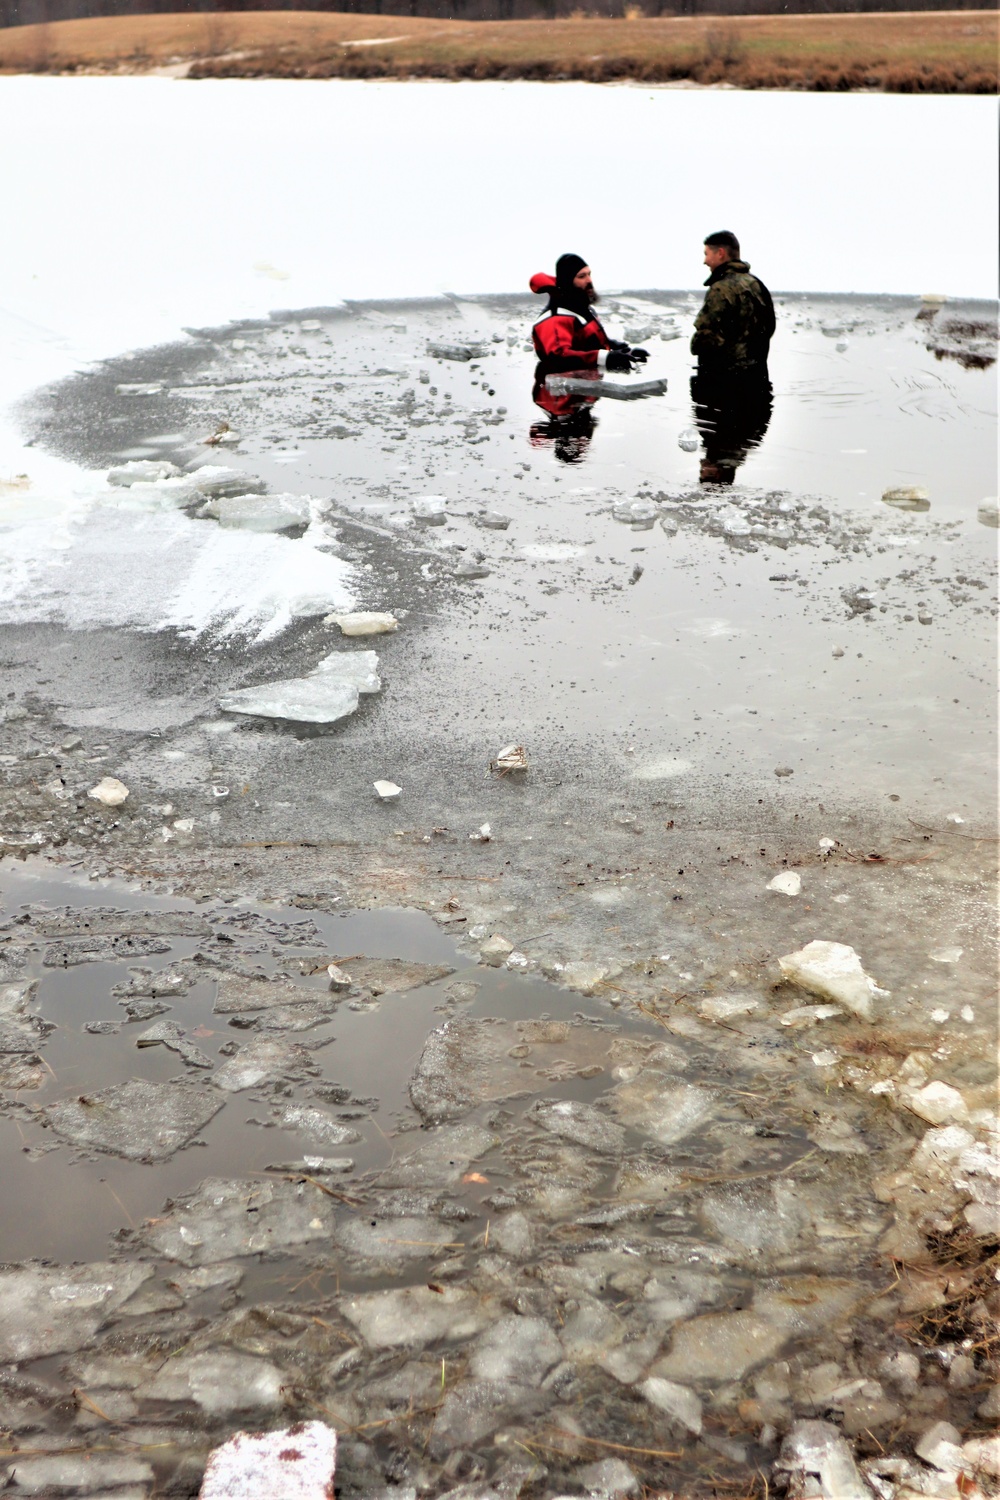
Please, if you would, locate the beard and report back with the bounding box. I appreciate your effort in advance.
[585,284,599,305]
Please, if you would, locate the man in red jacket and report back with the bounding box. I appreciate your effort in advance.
[530,254,648,376]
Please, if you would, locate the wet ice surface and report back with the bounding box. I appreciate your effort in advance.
[0,861,997,1500]
[3,291,995,826]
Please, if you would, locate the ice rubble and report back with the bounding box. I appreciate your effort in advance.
[201,491,312,533]
[219,649,380,723]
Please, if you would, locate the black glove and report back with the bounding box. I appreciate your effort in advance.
[605,351,633,373]
[608,338,630,353]
[630,347,650,364]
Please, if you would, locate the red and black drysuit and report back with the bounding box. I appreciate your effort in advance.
[529,271,617,378]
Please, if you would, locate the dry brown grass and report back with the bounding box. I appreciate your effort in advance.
[0,8,995,92]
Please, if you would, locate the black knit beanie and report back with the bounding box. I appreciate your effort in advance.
[556,253,588,287]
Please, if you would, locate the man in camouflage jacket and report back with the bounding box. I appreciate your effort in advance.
[691,230,775,379]
[690,231,775,483]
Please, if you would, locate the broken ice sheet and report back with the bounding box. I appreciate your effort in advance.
[212,1036,320,1092]
[0,1261,154,1361]
[41,1079,224,1162]
[202,491,312,533]
[219,649,380,723]
[138,1176,336,1264]
[409,1015,613,1124]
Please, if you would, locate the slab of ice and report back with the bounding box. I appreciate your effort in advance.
[212,1037,317,1092]
[42,1078,223,1162]
[140,1348,285,1415]
[882,485,930,511]
[545,374,667,401]
[0,1261,154,1361]
[340,1285,492,1350]
[219,647,380,723]
[190,465,268,500]
[470,1314,562,1384]
[427,341,485,361]
[275,1103,362,1146]
[335,1214,454,1269]
[778,940,886,1023]
[204,492,312,533]
[528,1098,627,1156]
[325,611,398,636]
[0,1451,154,1495]
[107,459,182,486]
[768,870,802,896]
[314,649,381,692]
[138,1176,336,1265]
[610,1070,715,1147]
[200,1421,336,1500]
[678,427,700,451]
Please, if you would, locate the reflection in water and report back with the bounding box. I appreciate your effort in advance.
[691,369,773,486]
[530,374,598,464]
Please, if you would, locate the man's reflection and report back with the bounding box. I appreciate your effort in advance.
[691,367,772,485]
[529,378,597,465]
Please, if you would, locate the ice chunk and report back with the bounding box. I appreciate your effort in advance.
[915,1420,964,1472]
[135,1019,212,1068]
[528,1098,626,1155]
[768,871,802,895]
[43,1079,223,1161]
[929,946,963,964]
[205,492,312,533]
[613,499,658,525]
[334,1215,455,1269]
[115,381,163,395]
[776,1419,872,1500]
[275,1103,362,1145]
[470,1314,562,1383]
[610,1071,715,1146]
[340,1285,491,1350]
[481,510,511,530]
[219,676,357,724]
[0,1452,153,1494]
[374,779,402,801]
[0,1261,153,1361]
[138,1176,336,1265]
[313,650,380,692]
[639,1377,702,1434]
[427,341,484,361]
[107,459,181,486]
[882,485,930,512]
[778,940,886,1023]
[575,1458,640,1499]
[377,1122,496,1189]
[212,1037,316,1092]
[546,374,667,401]
[429,1377,549,1456]
[140,1348,285,1415]
[902,1080,969,1126]
[87,775,129,807]
[412,495,447,523]
[699,994,759,1022]
[325,611,398,636]
[480,934,514,967]
[200,1421,336,1500]
[977,500,999,528]
[190,465,268,499]
[219,660,364,724]
[678,427,700,452]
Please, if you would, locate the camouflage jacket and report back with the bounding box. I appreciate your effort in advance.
[691,259,775,371]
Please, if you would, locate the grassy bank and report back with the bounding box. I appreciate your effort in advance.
[0,9,996,91]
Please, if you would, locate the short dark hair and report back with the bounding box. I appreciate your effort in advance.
[704,230,740,258]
